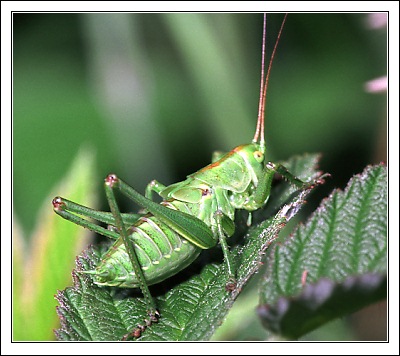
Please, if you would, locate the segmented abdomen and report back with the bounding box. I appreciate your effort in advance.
[92,208,201,288]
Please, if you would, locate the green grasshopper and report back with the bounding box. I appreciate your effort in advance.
[52,13,324,339]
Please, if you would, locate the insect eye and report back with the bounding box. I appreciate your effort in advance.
[253,150,264,162]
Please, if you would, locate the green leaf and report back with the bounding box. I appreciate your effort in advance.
[13,148,96,341]
[55,154,321,341]
[257,164,387,339]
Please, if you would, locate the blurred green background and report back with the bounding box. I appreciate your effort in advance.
[13,13,387,341]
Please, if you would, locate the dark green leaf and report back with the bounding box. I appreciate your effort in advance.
[258,273,386,339]
[258,164,387,339]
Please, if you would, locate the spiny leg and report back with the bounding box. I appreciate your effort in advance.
[52,197,139,241]
[104,174,159,339]
[253,161,325,207]
[267,162,329,189]
[267,162,310,189]
[214,210,237,291]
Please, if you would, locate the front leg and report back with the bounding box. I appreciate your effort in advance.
[253,162,326,207]
[214,210,237,291]
[266,162,311,189]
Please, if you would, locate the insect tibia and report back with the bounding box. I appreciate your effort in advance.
[51,196,122,240]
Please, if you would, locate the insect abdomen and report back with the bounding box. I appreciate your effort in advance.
[91,214,201,288]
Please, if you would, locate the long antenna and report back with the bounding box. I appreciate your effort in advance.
[253,13,288,152]
[253,13,267,146]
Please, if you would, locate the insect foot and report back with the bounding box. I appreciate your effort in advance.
[314,172,331,185]
[304,172,331,190]
[121,309,161,341]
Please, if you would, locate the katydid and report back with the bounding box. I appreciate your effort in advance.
[52,13,325,340]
